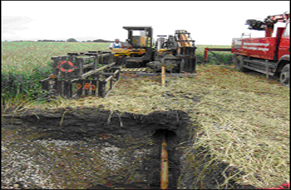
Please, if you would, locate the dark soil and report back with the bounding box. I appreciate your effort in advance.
[2,108,193,189]
[2,106,256,189]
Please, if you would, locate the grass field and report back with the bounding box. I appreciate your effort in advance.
[1,41,290,189]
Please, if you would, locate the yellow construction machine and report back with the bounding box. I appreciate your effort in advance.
[111,26,197,75]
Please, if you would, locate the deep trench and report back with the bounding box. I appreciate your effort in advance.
[152,129,179,189]
[2,108,192,189]
[2,107,257,189]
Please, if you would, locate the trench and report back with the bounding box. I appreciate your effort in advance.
[152,129,180,189]
[2,108,191,189]
[2,108,255,189]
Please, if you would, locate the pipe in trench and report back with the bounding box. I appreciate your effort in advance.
[160,135,169,189]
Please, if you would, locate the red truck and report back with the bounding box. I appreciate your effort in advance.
[232,12,290,87]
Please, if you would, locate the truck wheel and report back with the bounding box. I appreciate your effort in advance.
[280,64,289,87]
[234,55,248,72]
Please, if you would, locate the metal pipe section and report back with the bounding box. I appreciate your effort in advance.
[160,135,169,189]
[105,75,113,82]
[113,69,120,77]
[203,48,232,63]
[161,66,165,86]
[180,31,191,47]
[81,62,116,79]
[203,48,209,63]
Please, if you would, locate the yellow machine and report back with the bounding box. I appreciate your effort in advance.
[111,26,197,74]
[111,26,153,68]
[111,48,146,57]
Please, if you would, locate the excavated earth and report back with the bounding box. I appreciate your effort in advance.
[2,108,192,189]
[2,106,256,189]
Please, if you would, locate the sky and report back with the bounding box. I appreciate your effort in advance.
[1,1,290,45]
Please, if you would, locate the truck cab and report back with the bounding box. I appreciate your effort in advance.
[278,21,289,60]
[231,12,290,87]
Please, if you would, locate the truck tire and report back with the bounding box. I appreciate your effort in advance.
[280,64,289,87]
[234,55,248,72]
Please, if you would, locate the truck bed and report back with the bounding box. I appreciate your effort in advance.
[231,37,277,60]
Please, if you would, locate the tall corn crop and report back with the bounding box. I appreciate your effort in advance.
[1,41,110,99]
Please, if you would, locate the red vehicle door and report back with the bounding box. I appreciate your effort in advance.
[278,22,290,59]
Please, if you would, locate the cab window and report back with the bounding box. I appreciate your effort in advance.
[283,23,289,37]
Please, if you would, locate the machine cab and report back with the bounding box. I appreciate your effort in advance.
[123,26,153,48]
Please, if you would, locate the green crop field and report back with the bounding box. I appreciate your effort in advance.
[1,42,111,98]
[1,42,232,100]
[1,41,289,189]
